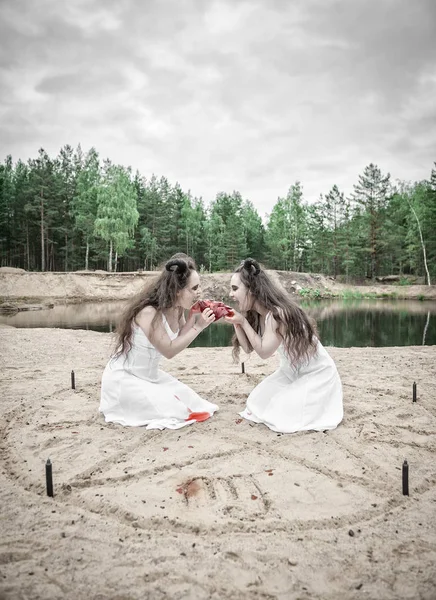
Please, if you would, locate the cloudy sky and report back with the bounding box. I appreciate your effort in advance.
[1,0,435,216]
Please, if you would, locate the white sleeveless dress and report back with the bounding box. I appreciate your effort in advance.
[240,314,343,433]
[99,316,219,429]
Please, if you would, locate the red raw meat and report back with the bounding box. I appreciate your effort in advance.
[191,299,234,321]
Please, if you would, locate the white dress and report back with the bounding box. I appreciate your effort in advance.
[100,316,219,429]
[240,315,343,434]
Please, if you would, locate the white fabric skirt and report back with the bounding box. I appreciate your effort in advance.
[240,344,343,434]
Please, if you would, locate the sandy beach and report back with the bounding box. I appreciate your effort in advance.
[0,328,435,599]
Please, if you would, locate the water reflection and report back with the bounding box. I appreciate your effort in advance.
[300,299,436,347]
[422,311,431,345]
[0,301,125,332]
[0,299,435,347]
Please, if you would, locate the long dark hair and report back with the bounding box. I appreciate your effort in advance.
[114,253,197,357]
[232,258,318,365]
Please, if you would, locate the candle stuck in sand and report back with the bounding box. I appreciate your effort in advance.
[402,459,409,496]
[46,458,53,497]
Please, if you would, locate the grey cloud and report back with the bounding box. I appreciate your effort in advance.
[0,0,434,215]
[0,112,42,147]
[36,69,128,96]
[0,3,87,67]
[301,1,436,103]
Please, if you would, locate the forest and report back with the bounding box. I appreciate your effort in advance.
[0,145,434,282]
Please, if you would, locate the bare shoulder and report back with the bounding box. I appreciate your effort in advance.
[136,305,158,326]
[267,307,282,324]
[269,307,286,336]
[139,305,157,317]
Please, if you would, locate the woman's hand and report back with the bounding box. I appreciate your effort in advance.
[224,310,245,326]
[195,307,215,331]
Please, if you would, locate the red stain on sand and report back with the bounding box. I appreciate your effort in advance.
[188,445,194,448]
[235,418,243,424]
[163,447,169,452]
[185,479,203,498]
[186,412,210,422]
[176,479,203,499]
[251,494,258,500]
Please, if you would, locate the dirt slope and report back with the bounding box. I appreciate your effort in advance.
[0,268,435,305]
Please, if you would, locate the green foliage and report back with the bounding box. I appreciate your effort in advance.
[94,163,139,271]
[299,288,322,299]
[397,277,412,286]
[341,289,378,300]
[0,149,434,282]
[207,192,248,270]
[266,182,306,270]
[351,163,391,279]
[71,147,100,269]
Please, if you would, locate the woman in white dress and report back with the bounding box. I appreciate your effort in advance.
[225,258,343,434]
[100,254,219,429]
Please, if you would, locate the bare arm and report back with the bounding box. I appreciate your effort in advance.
[233,323,252,354]
[226,311,282,359]
[136,306,214,360]
[178,308,196,337]
[224,310,252,353]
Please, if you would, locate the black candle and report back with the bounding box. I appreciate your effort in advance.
[241,362,245,374]
[71,370,75,390]
[46,458,53,497]
[402,459,409,496]
[412,382,417,402]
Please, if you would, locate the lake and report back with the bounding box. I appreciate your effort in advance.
[1,299,435,347]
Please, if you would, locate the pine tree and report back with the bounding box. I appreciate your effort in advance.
[265,182,307,271]
[0,155,15,266]
[13,160,31,269]
[241,200,265,261]
[55,144,77,270]
[265,198,290,269]
[352,164,391,278]
[139,175,165,267]
[208,192,247,270]
[322,185,347,277]
[26,149,58,271]
[72,148,100,270]
[304,198,328,273]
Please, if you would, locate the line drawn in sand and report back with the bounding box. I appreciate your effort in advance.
[175,474,270,518]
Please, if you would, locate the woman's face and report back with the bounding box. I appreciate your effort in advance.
[229,273,252,311]
[177,270,202,309]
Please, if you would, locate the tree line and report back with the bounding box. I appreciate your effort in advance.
[0,145,434,281]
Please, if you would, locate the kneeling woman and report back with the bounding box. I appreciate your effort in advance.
[100,254,219,429]
[225,258,343,434]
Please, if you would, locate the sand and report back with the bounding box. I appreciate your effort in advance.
[0,329,435,599]
[1,269,435,305]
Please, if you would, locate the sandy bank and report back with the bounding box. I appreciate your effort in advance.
[1,269,435,307]
[0,329,435,599]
